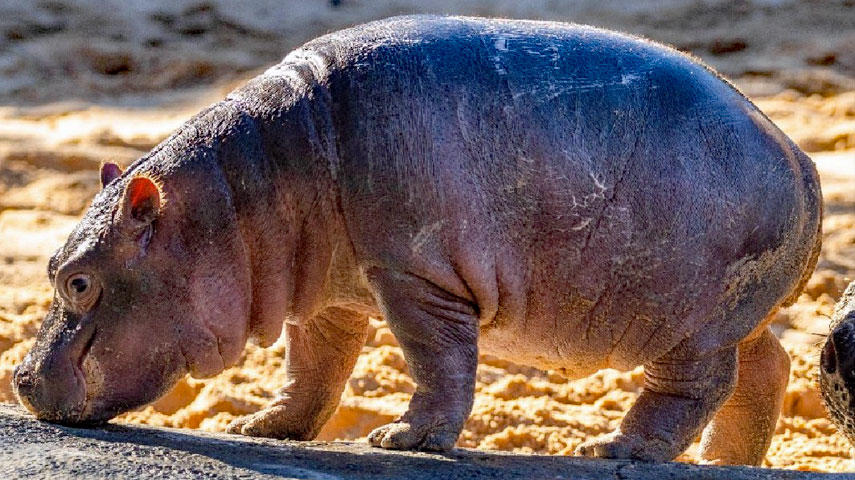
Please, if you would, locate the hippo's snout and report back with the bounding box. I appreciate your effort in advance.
[820,306,855,446]
[13,349,90,425]
[821,283,855,446]
[12,364,36,408]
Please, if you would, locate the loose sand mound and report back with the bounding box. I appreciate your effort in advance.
[0,0,853,473]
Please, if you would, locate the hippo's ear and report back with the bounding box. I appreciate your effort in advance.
[100,162,123,188]
[120,176,161,229]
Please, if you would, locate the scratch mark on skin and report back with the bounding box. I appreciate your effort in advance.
[575,116,646,348]
[493,58,507,75]
[571,218,592,231]
[634,317,669,366]
[578,112,646,256]
[589,172,608,197]
[411,220,446,255]
[583,288,609,342]
[491,35,509,75]
[607,313,644,368]
[621,72,641,85]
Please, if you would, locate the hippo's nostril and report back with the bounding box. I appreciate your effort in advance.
[822,339,837,374]
[12,365,39,407]
[13,364,28,384]
[832,324,854,355]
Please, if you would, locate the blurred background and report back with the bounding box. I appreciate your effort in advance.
[0,0,853,472]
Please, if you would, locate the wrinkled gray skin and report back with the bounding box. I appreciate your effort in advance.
[14,16,822,465]
[820,282,855,446]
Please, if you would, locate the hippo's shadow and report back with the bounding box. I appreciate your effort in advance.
[43,416,825,480]
[52,419,559,478]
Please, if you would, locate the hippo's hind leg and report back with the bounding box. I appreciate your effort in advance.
[699,326,790,465]
[576,338,738,462]
[365,267,479,451]
[226,307,368,440]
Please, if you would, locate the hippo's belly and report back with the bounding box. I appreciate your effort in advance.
[476,208,730,377]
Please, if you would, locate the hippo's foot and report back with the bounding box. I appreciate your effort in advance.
[226,405,315,440]
[575,431,669,461]
[227,308,369,441]
[577,342,739,463]
[367,412,460,451]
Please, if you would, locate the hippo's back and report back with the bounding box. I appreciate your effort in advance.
[267,16,822,372]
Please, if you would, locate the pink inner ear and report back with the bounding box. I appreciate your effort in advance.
[127,177,161,220]
[100,163,123,187]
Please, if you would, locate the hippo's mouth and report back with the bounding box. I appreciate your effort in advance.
[78,326,96,372]
[35,326,102,426]
[67,327,113,426]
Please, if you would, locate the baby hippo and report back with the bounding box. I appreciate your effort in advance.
[13,16,821,465]
[821,282,855,445]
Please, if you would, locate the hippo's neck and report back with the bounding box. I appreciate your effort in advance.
[123,60,372,346]
[211,73,371,345]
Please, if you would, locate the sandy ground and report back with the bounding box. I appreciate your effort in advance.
[0,0,853,473]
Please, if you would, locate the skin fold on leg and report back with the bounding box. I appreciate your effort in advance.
[226,306,368,439]
[364,268,480,451]
[699,327,790,465]
[576,341,738,462]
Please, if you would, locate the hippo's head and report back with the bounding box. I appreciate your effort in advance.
[13,161,251,424]
[820,281,855,444]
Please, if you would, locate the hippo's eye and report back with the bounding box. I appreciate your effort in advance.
[64,273,100,312]
[70,275,89,294]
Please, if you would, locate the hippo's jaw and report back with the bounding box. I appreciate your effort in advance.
[820,312,855,442]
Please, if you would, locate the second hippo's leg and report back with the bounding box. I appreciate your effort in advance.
[698,327,790,465]
[365,268,479,451]
[576,339,738,462]
[226,307,368,439]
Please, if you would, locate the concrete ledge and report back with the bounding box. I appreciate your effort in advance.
[0,404,851,479]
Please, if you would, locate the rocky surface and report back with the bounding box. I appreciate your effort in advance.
[0,404,852,480]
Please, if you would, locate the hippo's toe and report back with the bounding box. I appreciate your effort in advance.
[226,405,315,441]
[575,431,669,462]
[368,419,459,452]
[225,416,249,435]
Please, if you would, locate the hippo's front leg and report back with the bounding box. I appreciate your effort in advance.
[227,307,368,439]
[365,268,479,451]
[577,341,738,462]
